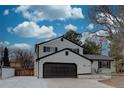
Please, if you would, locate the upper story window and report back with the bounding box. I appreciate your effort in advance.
[65,51,69,56]
[70,48,79,54]
[43,46,58,52]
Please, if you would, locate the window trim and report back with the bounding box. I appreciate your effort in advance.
[43,46,58,52]
[98,61,111,69]
[65,51,69,56]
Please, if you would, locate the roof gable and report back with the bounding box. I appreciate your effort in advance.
[35,36,83,49]
[36,36,63,45]
[36,48,90,61]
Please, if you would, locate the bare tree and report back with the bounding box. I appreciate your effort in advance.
[22,50,34,69]
[88,5,124,50]
[88,5,124,72]
[11,48,34,69]
[88,6,124,40]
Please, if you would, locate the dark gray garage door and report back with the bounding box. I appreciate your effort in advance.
[43,62,77,78]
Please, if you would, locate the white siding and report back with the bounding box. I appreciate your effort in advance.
[37,50,91,78]
[99,68,112,74]
[91,61,115,74]
[38,37,83,58]
[111,62,115,73]
[1,68,15,79]
[91,61,98,74]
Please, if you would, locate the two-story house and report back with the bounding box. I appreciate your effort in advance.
[34,36,115,78]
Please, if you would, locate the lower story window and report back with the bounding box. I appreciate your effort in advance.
[98,61,111,69]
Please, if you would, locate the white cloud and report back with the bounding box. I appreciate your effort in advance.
[4,41,10,45]
[0,41,10,46]
[81,31,107,44]
[0,41,32,50]
[11,21,56,38]
[15,5,84,22]
[81,32,94,44]
[10,43,32,50]
[65,24,77,31]
[81,30,110,45]
[3,9,9,15]
[95,30,109,37]
[87,23,94,30]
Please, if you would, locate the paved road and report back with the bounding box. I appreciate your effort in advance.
[0,76,113,88]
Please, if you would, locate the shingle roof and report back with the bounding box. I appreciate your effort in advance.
[83,54,114,61]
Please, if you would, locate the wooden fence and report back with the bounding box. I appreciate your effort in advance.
[15,69,34,76]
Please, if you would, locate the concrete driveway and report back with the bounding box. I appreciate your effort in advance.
[0,76,113,88]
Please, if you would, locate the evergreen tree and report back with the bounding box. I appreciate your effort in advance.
[82,40,100,54]
[64,30,82,45]
[3,47,10,67]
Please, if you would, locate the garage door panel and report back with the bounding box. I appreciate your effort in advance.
[43,63,77,78]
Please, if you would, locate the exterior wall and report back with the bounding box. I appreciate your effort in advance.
[111,62,115,73]
[102,62,115,74]
[91,61,98,74]
[1,68,15,79]
[38,37,83,58]
[98,68,112,74]
[91,61,115,74]
[36,50,91,78]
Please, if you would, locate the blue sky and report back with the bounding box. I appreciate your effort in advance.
[0,5,101,49]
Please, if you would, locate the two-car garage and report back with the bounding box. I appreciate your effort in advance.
[43,63,77,78]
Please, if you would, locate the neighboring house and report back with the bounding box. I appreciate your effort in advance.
[34,36,115,78]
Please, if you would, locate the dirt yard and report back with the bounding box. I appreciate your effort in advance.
[100,76,124,88]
